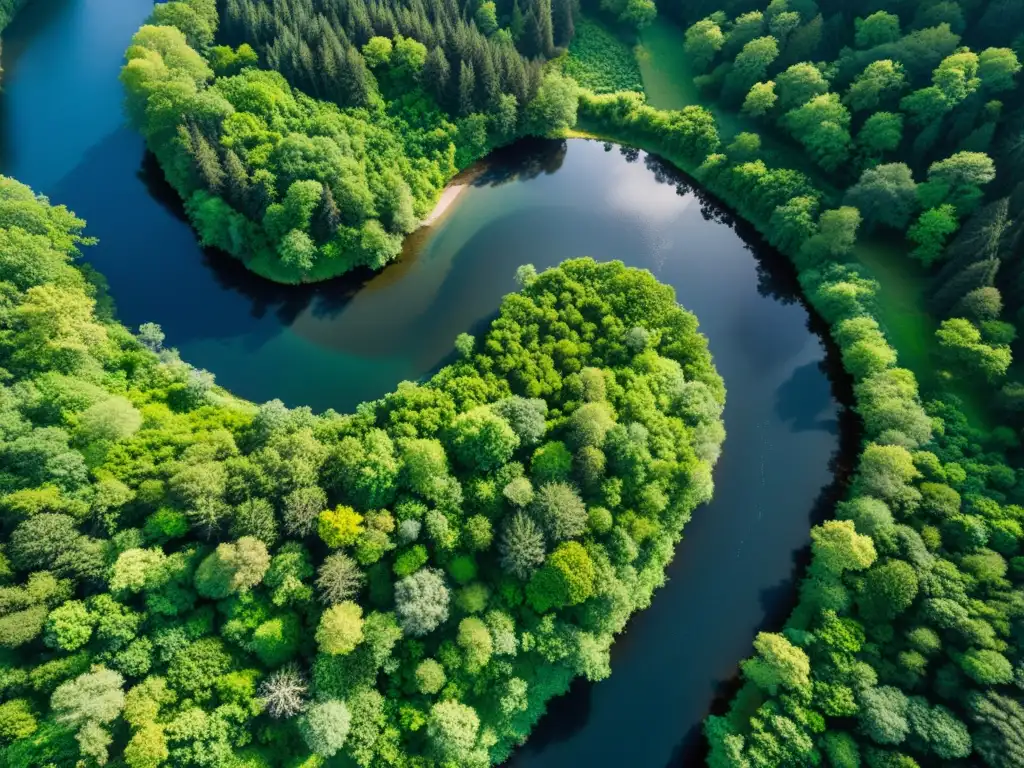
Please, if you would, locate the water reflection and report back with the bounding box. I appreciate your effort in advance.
[473,139,568,186]
[777,361,841,435]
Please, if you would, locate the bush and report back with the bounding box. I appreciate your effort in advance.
[561,18,643,94]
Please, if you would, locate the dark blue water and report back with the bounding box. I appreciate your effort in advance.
[0,2,852,764]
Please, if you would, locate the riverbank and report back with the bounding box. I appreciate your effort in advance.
[0,2,850,763]
[419,163,483,228]
[193,155,490,286]
[421,183,466,226]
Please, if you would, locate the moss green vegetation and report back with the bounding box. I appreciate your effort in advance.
[561,17,643,94]
[0,0,24,31]
[123,0,581,284]
[636,16,707,111]
[0,177,723,766]
[637,15,994,423]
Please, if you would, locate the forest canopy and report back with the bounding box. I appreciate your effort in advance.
[122,0,581,283]
[0,177,724,767]
[590,1,1024,766]
[60,0,1024,764]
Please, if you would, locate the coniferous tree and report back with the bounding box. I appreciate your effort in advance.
[458,60,476,116]
[535,0,555,57]
[338,45,375,107]
[312,185,343,244]
[936,198,1011,284]
[476,49,500,111]
[552,0,573,48]
[223,149,250,210]
[510,0,525,41]
[932,258,1001,315]
[423,46,452,107]
[187,123,225,193]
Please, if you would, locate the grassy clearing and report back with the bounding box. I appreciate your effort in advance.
[856,241,991,426]
[562,16,643,94]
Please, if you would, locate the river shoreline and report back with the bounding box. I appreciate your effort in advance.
[421,183,467,226]
[419,164,484,228]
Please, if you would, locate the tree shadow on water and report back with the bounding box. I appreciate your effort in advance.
[661,452,860,768]
[639,151,809,308]
[472,138,568,187]
[506,678,595,764]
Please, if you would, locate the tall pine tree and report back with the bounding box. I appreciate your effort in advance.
[458,60,477,117]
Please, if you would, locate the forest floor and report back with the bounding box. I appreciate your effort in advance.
[625,15,990,425]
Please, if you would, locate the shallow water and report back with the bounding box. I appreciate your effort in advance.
[1,2,851,764]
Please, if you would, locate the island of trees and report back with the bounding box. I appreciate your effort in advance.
[0,177,723,766]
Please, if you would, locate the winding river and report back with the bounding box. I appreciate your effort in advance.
[0,0,854,764]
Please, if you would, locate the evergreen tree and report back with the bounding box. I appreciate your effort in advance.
[338,45,375,107]
[936,198,1011,285]
[423,46,451,107]
[223,149,250,211]
[187,123,225,193]
[312,185,343,244]
[476,50,500,111]
[535,0,555,57]
[458,60,476,117]
[552,0,573,48]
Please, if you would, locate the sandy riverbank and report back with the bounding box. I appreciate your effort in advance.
[420,164,486,227]
[421,183,467,226]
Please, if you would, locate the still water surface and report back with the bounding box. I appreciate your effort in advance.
[1,1,850,763]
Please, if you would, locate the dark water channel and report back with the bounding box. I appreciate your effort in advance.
[0,0,854,764]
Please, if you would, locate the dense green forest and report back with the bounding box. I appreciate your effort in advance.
[590,1,1024,765]
[0,0,1014,764]
[0,177,723,765]
[122,0,581,282]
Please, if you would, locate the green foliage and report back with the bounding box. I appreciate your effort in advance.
[317,506,364,548]
[122,0,577,285]
[0,171,726,766]
[562,18,642,94]
[316,601,364,654]
[532,481,588,541]
[908,205,958,265]
[526,540,595,612]
[629,5,1024,767]
[740,632,810,694]
[578,92,721,162]
[685,18,726,72]
[415,658,446,694]
[194,537,270,599]
[299,699,350,757]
